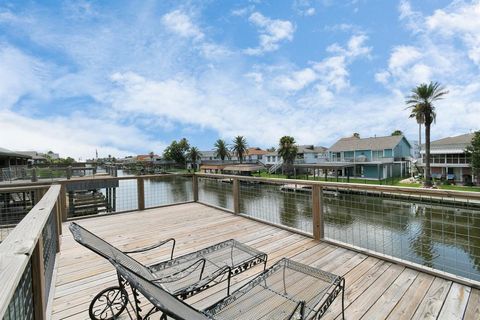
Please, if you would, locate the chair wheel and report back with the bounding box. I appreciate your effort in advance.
[89,286,128,320]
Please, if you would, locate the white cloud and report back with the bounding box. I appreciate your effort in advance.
[0,45,49,110]
[275,68,317,91]
[426,1,480,65]
[313,56,349,91]
[161,10,204,41]
[231,6,254,17]
[0,109,164,159]
[398,0,423,32]
[244,12,295,55]
[373,1,480,140]
[305,8,316,16]
[378,1,478,89]
[327,33,371,58]
[293,0,316,16]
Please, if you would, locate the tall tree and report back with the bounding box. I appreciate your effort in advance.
[188,147,202,172]
[411,104,425,157]
[232,136,248,163]
[466,131,480,186]
[391,130,404,136]
[214,139,230,162]
[278,136,298,178]
[163,138,190,167]
[406,82,448,187]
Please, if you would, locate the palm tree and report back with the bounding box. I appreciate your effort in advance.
[188,147,201,172]
[278,136,298,177]
[232,136,248,163]
[406,82,448,187]
[411,104,425,156]
[214,139,230,162]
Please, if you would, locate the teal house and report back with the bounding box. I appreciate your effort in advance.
[327,135,412,179]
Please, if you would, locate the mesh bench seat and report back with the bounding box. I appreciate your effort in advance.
[69,222,267,320]
[113,257,345,320]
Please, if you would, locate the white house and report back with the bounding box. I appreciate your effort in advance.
[420,133,475,184]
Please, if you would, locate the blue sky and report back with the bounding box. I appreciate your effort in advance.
[0,0,479,159]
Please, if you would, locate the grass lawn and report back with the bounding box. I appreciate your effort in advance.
[251,171,480,192]
[437,185,480,192]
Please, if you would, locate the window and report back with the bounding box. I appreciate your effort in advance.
[430,154,445,164]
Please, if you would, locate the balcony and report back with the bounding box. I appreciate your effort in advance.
[1,174,480,319]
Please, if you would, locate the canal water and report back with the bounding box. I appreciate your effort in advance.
[107,171,480,282]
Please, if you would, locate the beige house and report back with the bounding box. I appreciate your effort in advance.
[420,133,475,184]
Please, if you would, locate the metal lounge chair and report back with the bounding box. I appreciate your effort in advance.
[69,222,267,320]
[112,257,345,320]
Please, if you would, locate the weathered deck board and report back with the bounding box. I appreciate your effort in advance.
[51,203,478,319]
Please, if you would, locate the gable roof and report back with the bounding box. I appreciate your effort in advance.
[0,147,32,158]
[246,147,268,156]
[329,135,408,152]
[297,145,327,154]
[430,133,473,146]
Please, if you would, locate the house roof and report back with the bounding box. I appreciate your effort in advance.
[246,148,268,156]
[297,145,327,154]
[430,133,473,146]
[137,154,160,160]
[328,135,408,152]
[0,147,32,158]
[16,151,47,160]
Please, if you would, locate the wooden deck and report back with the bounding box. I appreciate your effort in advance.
[52,203,480,319]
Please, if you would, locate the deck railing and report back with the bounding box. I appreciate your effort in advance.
[194,173,480,288]
[2,172,480,319]
[0,185,51,241]
[0,184,62,320]
[55,173,480,287]
[59,174,194,219]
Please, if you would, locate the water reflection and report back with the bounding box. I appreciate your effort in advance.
[105,173,480,281]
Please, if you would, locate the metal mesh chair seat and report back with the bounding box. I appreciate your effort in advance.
[69,222,268,319]
[150,240,266,295]
[113,257,345,320]
[204,258,344,319]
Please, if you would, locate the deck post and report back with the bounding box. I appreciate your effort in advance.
[312,185,323,240]
[192,174,199,202]
[137,177,145,210]
[32,237,46,320]
[233,177,240,214]
[60,183,68,222]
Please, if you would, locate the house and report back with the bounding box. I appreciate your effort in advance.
[244,148,268,162]
[198,151,238,164]
[16,151,48,165]
[296,145,328,164]
[327,135,412,179]
[0,147,31,168]
[0,147,32,181]
[420,133,475,184]
[262,151,283,166]
[136,154,161,162]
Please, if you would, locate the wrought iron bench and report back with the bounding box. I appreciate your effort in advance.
[113,257,345,319]
[69,222,267,320]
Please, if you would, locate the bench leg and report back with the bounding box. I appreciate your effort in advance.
[341,278,345,320]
